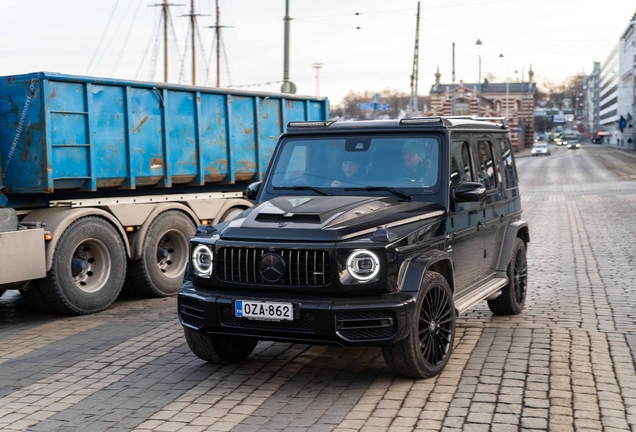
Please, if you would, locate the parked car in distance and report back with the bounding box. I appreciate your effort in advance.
[567,142,581,150]
[531,143,551,156]
[178,116,530,379]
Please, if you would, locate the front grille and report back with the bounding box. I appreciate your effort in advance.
[179,298,205,329]
[217,247,332,286]
[337,310,397,340]
[256,213,321,223]
[221,306,316,332]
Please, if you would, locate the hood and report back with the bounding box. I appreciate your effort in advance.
[219,195,446,242]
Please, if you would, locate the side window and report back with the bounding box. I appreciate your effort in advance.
[476,141,497,190]
[450,141,473,188]
[499,139,518,187]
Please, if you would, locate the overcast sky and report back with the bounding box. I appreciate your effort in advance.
[1,0,634,105]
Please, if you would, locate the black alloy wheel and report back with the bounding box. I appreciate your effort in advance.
[487,238,527,315]
[382,271,456,379]
[419,284,454,367]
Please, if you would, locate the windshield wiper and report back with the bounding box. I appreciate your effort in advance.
[344,186,413,201]
[275,186,333,196]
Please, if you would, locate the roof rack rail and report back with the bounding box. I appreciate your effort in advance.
[442,116,508,129]
[287,120,336,128]
[399,116,452,126]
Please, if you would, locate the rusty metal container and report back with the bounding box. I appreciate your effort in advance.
[0,72,328,206]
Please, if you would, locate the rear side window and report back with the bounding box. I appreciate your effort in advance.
[499,139,518,187]
[476,141,497,190]
[450,141,472,188]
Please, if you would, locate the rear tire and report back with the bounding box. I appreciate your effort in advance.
[382,271,455,379]
[126,211,195,297]
[184,328,258,363]
[24,217,126,315]
[487,238,527,315]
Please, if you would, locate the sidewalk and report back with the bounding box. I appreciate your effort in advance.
[514,146,533,158]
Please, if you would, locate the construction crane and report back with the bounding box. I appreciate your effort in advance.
[408,1,421,117]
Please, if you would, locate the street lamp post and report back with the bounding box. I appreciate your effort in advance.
[476,39,482,116]
[499,53,508,118]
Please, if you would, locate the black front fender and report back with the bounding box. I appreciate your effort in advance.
[397,249,455,294]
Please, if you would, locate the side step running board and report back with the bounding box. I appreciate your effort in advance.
[454,277,508,315]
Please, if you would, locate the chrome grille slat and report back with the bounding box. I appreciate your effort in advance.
[217,247,331,286]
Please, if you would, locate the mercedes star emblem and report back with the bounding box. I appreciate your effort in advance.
[259,253,286,282]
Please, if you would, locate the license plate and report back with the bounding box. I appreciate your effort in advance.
[235,300,293,321]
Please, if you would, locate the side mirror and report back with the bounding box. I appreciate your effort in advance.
[453,181,486,202]
[246,181,262,201]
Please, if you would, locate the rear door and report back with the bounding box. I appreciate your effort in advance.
[474,137,505,277]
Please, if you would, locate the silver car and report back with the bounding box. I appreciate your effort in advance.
[531,143,551,156]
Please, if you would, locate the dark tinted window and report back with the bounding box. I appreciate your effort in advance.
[499,139,518,187]
[476,141,497,190]
[450,141,472,188]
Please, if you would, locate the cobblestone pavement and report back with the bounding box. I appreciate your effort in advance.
[1,143,636,431]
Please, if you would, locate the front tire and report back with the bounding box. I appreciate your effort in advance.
[487,238,527,315]
[184,328,258,363]
[126,211,195,297]
[382,271,455,379]
[24,217,126,315]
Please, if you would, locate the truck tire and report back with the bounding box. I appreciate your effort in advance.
[220,207,244,222]
[487,238,527,315]
[382,271,455,379]
[24,217,126,315]
[126,211,195,297]
[184,328,258,363]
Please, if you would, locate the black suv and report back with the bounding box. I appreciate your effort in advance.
[179,117,529,379]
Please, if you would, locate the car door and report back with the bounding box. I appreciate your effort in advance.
[474,138,504,278]
[448,139,484,293]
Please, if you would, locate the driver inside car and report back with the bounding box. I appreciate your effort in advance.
[399,139,438,185]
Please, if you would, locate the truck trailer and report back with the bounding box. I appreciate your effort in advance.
[0,72,328,315]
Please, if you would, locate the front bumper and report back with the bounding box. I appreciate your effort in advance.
[178,283,416,347]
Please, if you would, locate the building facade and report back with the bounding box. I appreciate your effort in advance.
[583,62,601,136]
[618,12,636,145]
[599,43,620,142]
[428,70,536,149]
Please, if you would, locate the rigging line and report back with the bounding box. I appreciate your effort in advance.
[168,9,183,77]
[220,35,232,86]
[293,19,394,33]
[86,0,121,74]
[147,11,163,81]
[94,0,136,73]
[136,11,162,80]
[112,0,144,76]
[294,0,523,19]
[228,80,284,88]
[204,33,217,86]
[195,25,209,84]
[178,25,191,84]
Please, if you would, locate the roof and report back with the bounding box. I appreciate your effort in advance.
[430,82,536,94]
[285,117,509,134]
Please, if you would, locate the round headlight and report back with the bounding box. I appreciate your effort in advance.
[346,250,380,281]
[192,244,213,278]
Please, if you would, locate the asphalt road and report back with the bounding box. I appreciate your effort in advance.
[1,142,636,431]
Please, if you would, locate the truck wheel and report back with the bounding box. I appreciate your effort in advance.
[382,271,455,379]
[220,207,244,222]
[487,238,527,315]
[127,211,195,297]
[25,217,126,315]
[184,328,258,363]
